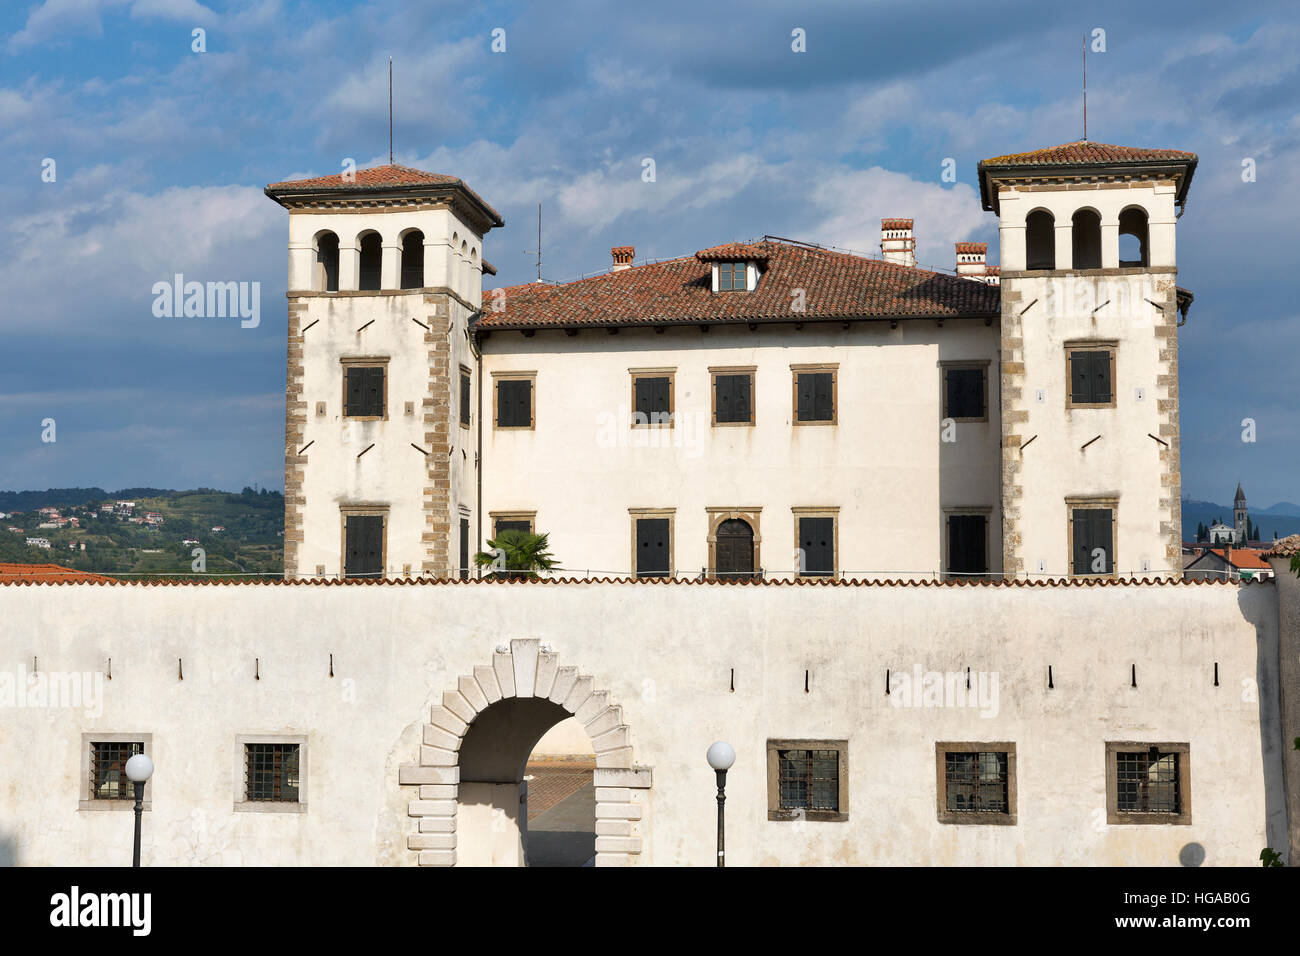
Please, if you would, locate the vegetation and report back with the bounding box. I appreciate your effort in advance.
[473,529,558,580]
[0,486,283,579]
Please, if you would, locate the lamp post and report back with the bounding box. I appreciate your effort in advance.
[125,753,153,868]
[706,741,735,867]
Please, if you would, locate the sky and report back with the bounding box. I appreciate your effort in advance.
[0,0,1296,506]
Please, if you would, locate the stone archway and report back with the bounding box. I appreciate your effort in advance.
[398,639,652,866]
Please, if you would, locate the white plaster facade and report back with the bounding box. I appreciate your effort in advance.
[0,573,1291,866]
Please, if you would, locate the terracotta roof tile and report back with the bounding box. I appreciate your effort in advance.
[695,242,775,262]
[478,239,999,331]
[1263,534,1300,559]
[0,563,114,583]
[980,141,1197,167]
[1195,549,1272,571]
[264,164,503,227]
[267,163,462,191]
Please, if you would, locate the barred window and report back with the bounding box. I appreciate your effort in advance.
[778,749,839,812]
[90,741,142,800]
[246,743,301,803]
[1116,750,1180,814]
[944,751,1008,813]
[1105,742,1190,825]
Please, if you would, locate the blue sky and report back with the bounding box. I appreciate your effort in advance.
[1,0,1296,505]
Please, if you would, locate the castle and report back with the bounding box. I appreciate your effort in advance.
[264,141,1196,582]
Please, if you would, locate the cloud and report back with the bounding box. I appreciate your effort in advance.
[6,0,215,52]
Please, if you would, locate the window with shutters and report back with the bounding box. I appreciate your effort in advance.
[491,512,535,538]
[630,369,674,427]
[1067,497,1117,576]
[1066,343,1116,408]
[459,367,472,428]
[492,372,536,429]
[791,364,837,425]
[936,743,1017,825]
[792,508,837,577]
[710,367,755,426]
[341,359,388,419]
[716,261,748,292]
[940,362,988,422]
[944,511,989,579]
[766,739,849,822]
[1106,742,1190,825]
[630,510,673,578]
[341,508,386,578]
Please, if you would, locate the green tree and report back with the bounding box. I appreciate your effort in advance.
[474,529,558,580]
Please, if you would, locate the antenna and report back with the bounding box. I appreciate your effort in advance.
[1082,34,1087,141]
[388,57,394,163]
[523,202,542,282]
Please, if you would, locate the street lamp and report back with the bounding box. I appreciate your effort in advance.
[706,741,735,868]
[125,753,153,868]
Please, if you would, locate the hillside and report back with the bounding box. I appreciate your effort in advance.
[0,487,283,579]
[1181,498,1300,541]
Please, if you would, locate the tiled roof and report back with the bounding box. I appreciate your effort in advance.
[267,164,461,191]
[477,239,1000,331]
[1263,534,1300,559]
[980,141,1197,167]
[695,242,774,262]
[1195,549,1272,571]
[0,563,114,583]
[264,164,503,227]
[955,242,987,255]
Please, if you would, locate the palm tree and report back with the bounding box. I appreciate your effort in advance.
[474,529,559,580]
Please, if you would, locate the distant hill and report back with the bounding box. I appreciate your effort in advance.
[1181,498,1300,542]
[0,487,283,579]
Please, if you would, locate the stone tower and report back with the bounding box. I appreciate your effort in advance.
[1234,483,1248,545]
[265,165,503,579]
[978,142,1197,578]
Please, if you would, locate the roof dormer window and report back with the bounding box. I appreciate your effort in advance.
[716,261,749,292]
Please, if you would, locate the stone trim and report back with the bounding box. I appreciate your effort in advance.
[284,298,309,578]
[421,293,454,577]
[998,287,1025,578]
[1152,278,1182,574]
[399,639,652,866]
[1105,741,1191,825]
[935,741,1017,825]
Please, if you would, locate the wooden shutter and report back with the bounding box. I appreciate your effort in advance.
[345,515,382,578]
[947,515,987,575]
[1073,508,1111,574]
[460,372,471,427]
[363,367,384,417]
[494,519,530,537]
[459,517,469,580]
[799,517,834,576]
[636,518,670,576]
[1070,351,1092,404]
[716,374,750,423]
[635,377,669,422]
[1071,351,1110,404]
[1091,352,1111,403]
[498,380,531,427]
[946,368,983,418]
[345,367,365,416]
[813,374,833,421]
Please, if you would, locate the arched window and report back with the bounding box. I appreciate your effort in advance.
[1071,209,1102,271]
[358,232,382,291]
[1118,207,1149,268]
[715,519,755,579]
[460,240,469,293]
[401,230,424,289]
[315,231,339,292]
[1025,210,1055,271]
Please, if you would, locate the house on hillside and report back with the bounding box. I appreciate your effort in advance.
[1183,547,1274,582]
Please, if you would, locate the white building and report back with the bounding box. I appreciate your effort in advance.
[266,141,1195,583]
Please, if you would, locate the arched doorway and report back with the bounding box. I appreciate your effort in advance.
[715,518,755,579]
[399,639,651,867]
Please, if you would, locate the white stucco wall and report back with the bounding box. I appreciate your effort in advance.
[0,578,1284,867]
[479,320,1002,578]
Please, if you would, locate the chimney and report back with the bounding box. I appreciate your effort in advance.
[880,219,915,267]
[610,246,635,272]
[955,241,988,277]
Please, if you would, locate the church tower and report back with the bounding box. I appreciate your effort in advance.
[265,166,503,579]
[979,142,1197,578]
[1234,483,1248,545]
